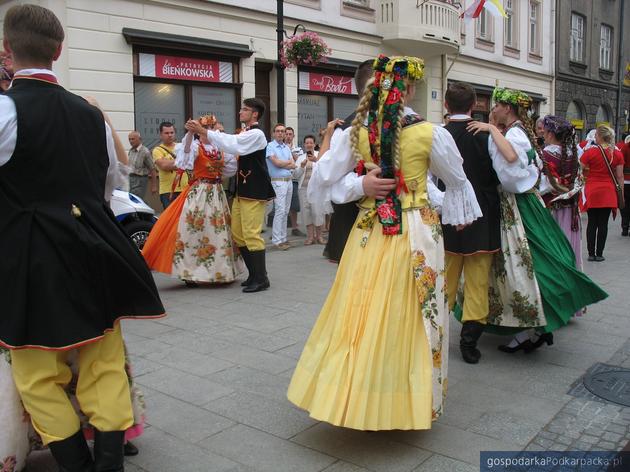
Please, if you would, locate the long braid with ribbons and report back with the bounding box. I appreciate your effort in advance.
[351,54,425,235]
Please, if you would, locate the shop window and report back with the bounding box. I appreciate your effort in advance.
[333,96,358,122]
[134,82,186,149]
[192,86,237,134]
[566,100,585,139]
[297,69,358,144]
[596,104,612,127]
[472,93,491,123]
[298,94,329,144]
[133,51,240,149]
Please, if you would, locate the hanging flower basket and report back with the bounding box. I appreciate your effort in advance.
[280,32,332,69]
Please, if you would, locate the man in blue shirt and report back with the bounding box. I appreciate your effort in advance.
[266,123,296,249]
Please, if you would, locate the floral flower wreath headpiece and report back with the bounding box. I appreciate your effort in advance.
[360,55,425,236]
[542,115,574,137]
[199,115,217,128]
[492,87,532,110]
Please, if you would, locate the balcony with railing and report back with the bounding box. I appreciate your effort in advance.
[377,0,461,57]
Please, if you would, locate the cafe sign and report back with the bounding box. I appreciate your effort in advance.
[299,71,357,95]
[138,53,233,83]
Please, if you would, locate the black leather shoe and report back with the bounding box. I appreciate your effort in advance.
[123,441,138,456]
[524,332,553,353]
[594,256,605,262]
[48,430,94,472]
[93,430,125,472]
[239,246,254,287]
[587,255,596,261]
[498,338,533,353]
[243,250,270,293]
[460,321,484,364]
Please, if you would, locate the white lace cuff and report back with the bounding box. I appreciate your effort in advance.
[440,179,483,226]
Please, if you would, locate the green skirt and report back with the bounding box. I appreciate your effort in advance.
[455,192,607,334]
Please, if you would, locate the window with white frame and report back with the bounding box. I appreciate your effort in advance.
[504,0,517,48]
[476,8,492,41]
[528,0,540,54]
[600,24,612,70]
[570,13,585,62]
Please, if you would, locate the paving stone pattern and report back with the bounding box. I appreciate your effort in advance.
[526,342,630,455]
[26,220,630,471]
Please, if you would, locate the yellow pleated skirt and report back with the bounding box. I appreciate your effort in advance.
[287,211,438,431]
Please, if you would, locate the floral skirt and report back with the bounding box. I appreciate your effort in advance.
[143,182,243,283]
[455,191,607,334]
[287,207,447,430]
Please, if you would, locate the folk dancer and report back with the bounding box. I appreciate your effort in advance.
[143,115,244,285]
[0,5,164,470]
[185,98,275,293]
[442,82,502,364]
[288,55,482,430]
[464,88,607,353]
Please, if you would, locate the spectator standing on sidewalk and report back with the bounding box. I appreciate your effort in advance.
[153,121,187,209]
[128,130,157,199]
[293,135,325,245]
[286,126,306,237]
[267,124,296,250]
[580,125,625,261]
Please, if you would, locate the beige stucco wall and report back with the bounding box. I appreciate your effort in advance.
[1,0,554,135]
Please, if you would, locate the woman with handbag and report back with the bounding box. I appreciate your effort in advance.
[580,125,625,261]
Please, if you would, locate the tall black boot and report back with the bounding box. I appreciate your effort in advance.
[93,430,125,472]
[243,250,270,293]
[239,246,254,287]
[460,321,484,364]
[48,430,94,472]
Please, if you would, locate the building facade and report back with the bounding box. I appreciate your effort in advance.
[0,0,554,143]
[555,0,630,139]
[447,0,554,124]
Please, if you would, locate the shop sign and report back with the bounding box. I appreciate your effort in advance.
[570,119,584,130]
[138,53,233,83]
[298,71,356,95]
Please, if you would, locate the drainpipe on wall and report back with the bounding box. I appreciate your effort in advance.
[277,0,286,124]
[442,54,448,118]
[550,0,557,115]
[615,0,626,136]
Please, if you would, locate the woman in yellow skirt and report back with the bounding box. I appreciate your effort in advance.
[287,55,482,430]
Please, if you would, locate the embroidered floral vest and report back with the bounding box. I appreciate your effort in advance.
[357,116,434,210]
[193,144,224,181]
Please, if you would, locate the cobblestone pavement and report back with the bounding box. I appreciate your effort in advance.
[27,220,630,471]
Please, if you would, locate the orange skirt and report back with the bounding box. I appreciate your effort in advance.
[142,188,190,274]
